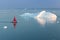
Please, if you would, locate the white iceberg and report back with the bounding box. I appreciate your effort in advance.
[35,11,57,25]
[20,13,37,18]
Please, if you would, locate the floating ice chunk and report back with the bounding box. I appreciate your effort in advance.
[4,26,7,29]
[20,13,37,18]
[57,21,59,24]
[35,11,57,25]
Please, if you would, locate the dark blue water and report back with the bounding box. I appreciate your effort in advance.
[0,9,60,40]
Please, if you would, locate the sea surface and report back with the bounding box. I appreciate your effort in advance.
[0,8,60,40]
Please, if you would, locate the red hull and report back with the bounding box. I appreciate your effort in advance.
[12,16,17,29]
[13,16,17,23]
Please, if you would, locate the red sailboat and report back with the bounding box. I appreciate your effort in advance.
[13,16,17,23]
[12,16,17,28]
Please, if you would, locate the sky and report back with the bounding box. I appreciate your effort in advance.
[0,0,60,9]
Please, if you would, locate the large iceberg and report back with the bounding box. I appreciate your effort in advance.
[35,11,57,25]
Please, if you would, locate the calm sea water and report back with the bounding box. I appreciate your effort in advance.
[0,8,60,40]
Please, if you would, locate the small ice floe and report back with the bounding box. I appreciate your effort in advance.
[57,21,59,24]
[3,26,7,29]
